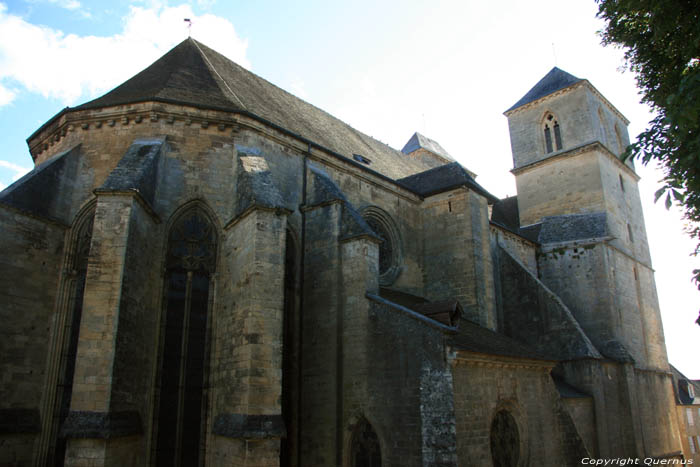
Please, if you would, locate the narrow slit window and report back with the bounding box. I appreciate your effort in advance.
[553,122,562,150]
[619,174,625,192]
[544,125,553,153]
[627,223,634,243]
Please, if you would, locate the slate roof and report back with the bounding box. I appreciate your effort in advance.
[491,196,520,232]
[670,365,700,405]
[397,162,499,203]
[552,375,591,399]
[538,212,608,244]
[45,38,430,180]
[449,320,556,361]
[506,67,583,113]
[401,132,455,162]
[378,287,459,327]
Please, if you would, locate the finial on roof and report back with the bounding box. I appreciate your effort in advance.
[184,18,192,38]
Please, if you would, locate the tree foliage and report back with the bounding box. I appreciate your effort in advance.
[596,0,700,324]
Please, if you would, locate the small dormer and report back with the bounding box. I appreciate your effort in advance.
[401,132,458,170]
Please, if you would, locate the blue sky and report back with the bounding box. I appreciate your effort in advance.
[1,0,698,377]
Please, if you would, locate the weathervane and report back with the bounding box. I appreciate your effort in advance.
[184,18,192,37]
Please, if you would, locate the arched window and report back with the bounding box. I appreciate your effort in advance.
[490,410,520,467]
[53,207,94,466]
[543,113,562,153]
[154,207,216,466]
[362,207,402,286]
[350,418,381,467]
[614,124,625,156]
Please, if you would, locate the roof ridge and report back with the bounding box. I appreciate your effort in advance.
[191,40,406,159]
[190,38,248,110]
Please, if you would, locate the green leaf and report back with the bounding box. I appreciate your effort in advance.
[654,187,666,202]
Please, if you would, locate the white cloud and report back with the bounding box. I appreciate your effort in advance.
[0,159,31,188]
[0,83,15,106]
[0,3,250,107]
[0,160,30,174]
[47,0,82,11]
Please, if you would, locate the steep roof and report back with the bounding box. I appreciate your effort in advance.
[449,319,556,361]
[506,67,583,113]
[401,132,455,162]
[397,162,499,203]
[62,39,429,180]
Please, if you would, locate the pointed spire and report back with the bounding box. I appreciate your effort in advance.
[401,132,454,162]
[506,67,583,113]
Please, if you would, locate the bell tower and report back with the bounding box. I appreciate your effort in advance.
[504,67,668,370]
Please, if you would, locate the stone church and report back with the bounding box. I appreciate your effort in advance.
[0,38,685,466]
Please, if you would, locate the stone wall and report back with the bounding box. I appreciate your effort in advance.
[452,357,584,466]
[514,149,605,226]
[0,208,66,465]
[364,298,458,467]
[490,224,537,273]
[422,189,495,329]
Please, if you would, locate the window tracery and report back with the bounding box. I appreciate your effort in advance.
[154,207,216,466]
[543,113,562,153]
[362,207,402,286]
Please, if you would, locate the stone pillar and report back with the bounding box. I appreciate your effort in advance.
[62,193,159,466]
[210,208,287,467]
[299,201,342,466]
[339,235,379,464]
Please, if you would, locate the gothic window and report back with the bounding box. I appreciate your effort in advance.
[362,207,402,286]
[598,107,608,146]
[53,209,94,466]
[543,113,562,153]
[154,208,216,466]
[490,410,520,467]
[350,418,381,467]
[614,124,625,155]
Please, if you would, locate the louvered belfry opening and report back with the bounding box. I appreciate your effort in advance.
[155,209,216,466]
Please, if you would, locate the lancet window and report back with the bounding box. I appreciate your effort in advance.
[154,208,216,466]
[543,113,562,153]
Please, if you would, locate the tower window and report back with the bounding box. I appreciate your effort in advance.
[619,174,625,192]
[544,125,553,153]
[627,223,634,243]
[543,113,562,153]
[615,124,625,155]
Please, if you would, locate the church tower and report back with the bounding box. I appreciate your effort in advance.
[504,67,668,371]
